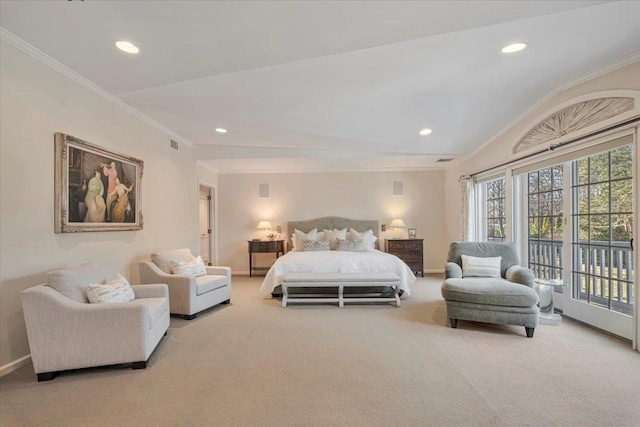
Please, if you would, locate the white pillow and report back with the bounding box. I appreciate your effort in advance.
[302,239,330,251]
[292,229,319,251]
[461,255,502,277]
[335,238,368,252]
[171,255,207,277]
[323,228,347,250]
[87,273,135,304]
[347,228,377,251]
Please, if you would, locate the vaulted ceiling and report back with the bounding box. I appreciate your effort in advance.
[2,1,639,173]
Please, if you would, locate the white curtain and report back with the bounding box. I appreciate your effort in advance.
[460,176,476,241]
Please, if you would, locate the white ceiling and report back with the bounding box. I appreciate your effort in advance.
[2,1,640,173]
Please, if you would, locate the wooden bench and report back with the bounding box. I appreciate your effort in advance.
[281,272,401,308]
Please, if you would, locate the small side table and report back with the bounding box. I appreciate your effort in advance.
[248,240,285,277]
[534,278,566,326]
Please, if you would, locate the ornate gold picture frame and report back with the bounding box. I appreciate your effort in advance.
[54,132,143,233]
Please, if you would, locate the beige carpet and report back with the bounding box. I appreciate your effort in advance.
[1,275,639,426]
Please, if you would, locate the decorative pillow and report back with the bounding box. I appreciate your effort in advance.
[347,228,377,251]
[151,248,194,274]
[293,229,319,251]
[87,273,135,304]
[461,255,502,277]
[171,255,207,277]
[335,238,368,252]
[302,239,330,251]
[46,263,107,303]
[323,228,347,250]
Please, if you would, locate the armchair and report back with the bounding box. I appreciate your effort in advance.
[441,242,539,337]
[138,248,231,320]
[21,263,169,381]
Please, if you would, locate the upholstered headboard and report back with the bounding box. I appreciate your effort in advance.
[285,216,380,251]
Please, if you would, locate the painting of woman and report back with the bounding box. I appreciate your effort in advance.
[84,170,106,222]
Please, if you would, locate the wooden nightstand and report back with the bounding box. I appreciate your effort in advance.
[248,240,285,277]
[386,239,424,277]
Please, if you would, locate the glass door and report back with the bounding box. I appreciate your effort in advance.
[565,144,634,338]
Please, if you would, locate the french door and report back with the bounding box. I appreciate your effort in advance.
[519,134,635,339]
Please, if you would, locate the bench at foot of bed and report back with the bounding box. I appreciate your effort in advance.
[280,272,401,308]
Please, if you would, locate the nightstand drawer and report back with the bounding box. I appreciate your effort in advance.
[387,240,422,251]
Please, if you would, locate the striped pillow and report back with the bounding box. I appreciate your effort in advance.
[171,256,207,277]
[87,273,135,304]
[461,255,502,277]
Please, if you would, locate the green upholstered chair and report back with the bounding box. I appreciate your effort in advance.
[441,241,539,338]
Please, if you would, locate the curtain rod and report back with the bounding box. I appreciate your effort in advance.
[467,115,640,178]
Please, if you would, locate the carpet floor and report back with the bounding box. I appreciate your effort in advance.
[1,275,639,426]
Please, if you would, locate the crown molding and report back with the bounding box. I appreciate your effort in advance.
[216,165,444,174]
[0,27,193,148]
[196,161,219,174]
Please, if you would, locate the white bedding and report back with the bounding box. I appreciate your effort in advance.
[260,249,416,297]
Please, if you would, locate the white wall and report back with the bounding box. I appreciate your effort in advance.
[0,42,214,369]
[217,170,447,273]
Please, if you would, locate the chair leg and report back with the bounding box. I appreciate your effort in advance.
[184,314,196,320]
[132,361,147,370]
[37,372,58,382]
[525,327,535,338]
[449,318,458,328]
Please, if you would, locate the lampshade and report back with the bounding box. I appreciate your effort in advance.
[256,221,272,230]
[389,219,406,229]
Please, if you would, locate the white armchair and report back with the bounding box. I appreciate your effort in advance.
[21,263,170,381]
[138,248,231,320]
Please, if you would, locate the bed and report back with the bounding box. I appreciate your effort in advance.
[259,216,416,301]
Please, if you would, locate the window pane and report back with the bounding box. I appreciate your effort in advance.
[589,152,609,183]
[611,214,632,243]
[577,158,589,185]
[578,215,589,242]
[590,215,610,242]
[611,180,632,213]
[552,190,563,216]
[540,217,552,240]
[529,193,538,217]
[552,166,563,190]
[589,183,609,213]
[611,146,632,179]
[529,217,540,238]
[552,217,563,240]
[578,186,589,214]
[539,192,551,216]
[539,168,552,192]
[528,172,538,193]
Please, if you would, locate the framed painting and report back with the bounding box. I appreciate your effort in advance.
[408,228,417,238]
[54,132,143,233]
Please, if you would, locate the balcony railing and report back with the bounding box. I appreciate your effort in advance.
[528,240,634,316]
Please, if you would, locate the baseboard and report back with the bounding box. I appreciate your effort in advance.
[0,354,31,377]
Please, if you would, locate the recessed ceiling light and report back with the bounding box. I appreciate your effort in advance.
[501,42,527,54]
[115,41,139,54]
[419,128,432,136]
[215,128,227,133]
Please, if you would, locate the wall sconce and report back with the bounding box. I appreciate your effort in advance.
[257,221,276,240]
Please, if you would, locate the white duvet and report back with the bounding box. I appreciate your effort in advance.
[260,249,416,297]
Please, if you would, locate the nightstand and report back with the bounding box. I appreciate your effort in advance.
[248,240,285,277]
[386,239,424,277]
